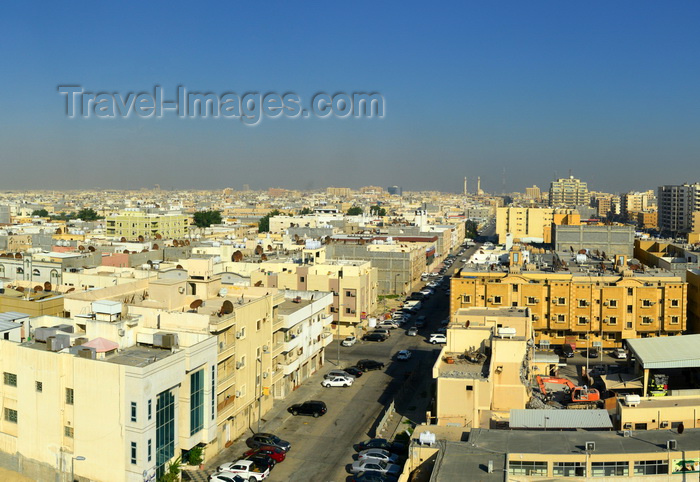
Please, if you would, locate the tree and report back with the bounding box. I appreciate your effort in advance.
[258,209,281,233]
[32,209,49,217]
[77,208,101,221]
[193,210,222,228]
[369,205,386,217]
[465,220,478,239]
[157,456,182,482]
[347,206,363,216]
[299,207,313,215]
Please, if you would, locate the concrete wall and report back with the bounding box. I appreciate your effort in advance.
[553,224,635,257]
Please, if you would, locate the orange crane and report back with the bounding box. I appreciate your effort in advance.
[536,376,601,408]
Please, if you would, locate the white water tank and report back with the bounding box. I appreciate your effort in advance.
[625,394,641,407]
[368,317,377,328]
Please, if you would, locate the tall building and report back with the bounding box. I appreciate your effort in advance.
[549,176,589,206]
[106,210,189,240]
[658,183,700,235]
[0,205,10,224]
[326,187,351,197]
[524,185,541,202]
[622,191,654,219]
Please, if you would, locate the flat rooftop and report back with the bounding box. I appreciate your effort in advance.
[105,345,174,367]
[437,352,489,380]
[454,307,528,318]
[278,298,314,316]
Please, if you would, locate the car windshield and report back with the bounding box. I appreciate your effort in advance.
[268,436,280,443]
[377,460,388,469]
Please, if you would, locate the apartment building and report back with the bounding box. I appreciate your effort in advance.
[431,307,531,429]
[451,259,687,350]
[622,190,654,219]
[106,210,189,240]
[549,176,589,206]
[495,207,577,244]
[658,183,700,235]
[0,306,217,482]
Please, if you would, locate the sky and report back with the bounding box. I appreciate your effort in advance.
[0,1,699,193]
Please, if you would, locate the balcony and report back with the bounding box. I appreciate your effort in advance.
[217,395,236,413]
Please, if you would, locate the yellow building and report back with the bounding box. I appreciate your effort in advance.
[495,207,578,244]
[431,307,531,428]
[451,265,687,350]
[106,210,189,240]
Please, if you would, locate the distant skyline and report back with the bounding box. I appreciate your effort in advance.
[1,2,699,193]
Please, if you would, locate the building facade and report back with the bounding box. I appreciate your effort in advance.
[549,176,589,207]
[658,183,700,235]
[106,210,189,240]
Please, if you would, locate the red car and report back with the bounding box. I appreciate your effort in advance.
[243,446,286,463]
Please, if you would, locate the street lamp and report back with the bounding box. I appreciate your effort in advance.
[394,273,401,296]
[70,455,85,482]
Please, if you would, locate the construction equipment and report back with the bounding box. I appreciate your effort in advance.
[648,374,668,396]
[536,376,601,409]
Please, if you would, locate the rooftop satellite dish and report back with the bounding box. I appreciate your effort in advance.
[34,285,43,292]
[465,320,470,328]
[66,287,75,292]
[185,240,190,245]
[138,235,144,242]
[221,300,234,315]
[78,245,85,251]
[153,243,159,250]
[190,299,203,310]
[88,246,95,252]
[16,286,25,292]
[120,237,127,242]
[176,264,183,269]
[123,249,129,254]
[155,233,162,239]
[44,282,52,291]
[15,253,22,259]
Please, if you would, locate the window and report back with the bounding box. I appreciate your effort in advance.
[578,299,588,308]
[627,305,633,313]
[512,284,518,292]
[64,426,74,438]
[635,422,647,430]
[300,276,305,282]
[626,321,633,329]
[130,441,137,464]
[131,402,137,422]
[557,297,566,305]
[642,299,653,307]
[641,316,653,325]
[591,461,628,477]
[35,381,42,392]
[670,316,680,324]
[66,388,74,405]
[493,296,502,304]
[156,390,175,478]
[554,462,586,477]
[211,366,216,420]
[190,369,204,435]
[628,288,634,295]
[527,296,537,305]
[3,372,17,387]
[671,299,679,307]
[148,400,152,420]
[609,299,618,307]
[462,295,471,303]
[608,316,617,325]
[345,307,351,314]
[634,460,668,475]
[557,314,566,323]
[577,316,588,325]
[256,319,261,331]
[509,461,547,476]
[148,439,152,462]
[4,408,17,423]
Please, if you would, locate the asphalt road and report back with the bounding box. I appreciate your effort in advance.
[261,244,479,482]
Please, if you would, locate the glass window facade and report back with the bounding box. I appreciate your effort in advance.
[592,461,629,477]
[190,370,204,435]
[553,462,585,477]
[156,389,175,479]
[509,461,547,476]
[211,366,216,421]
[66,388,74,405]
[634,460,668,475]
[131,402,137,422]
[4,372,17,387]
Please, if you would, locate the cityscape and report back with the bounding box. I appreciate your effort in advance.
[3,2,700,482]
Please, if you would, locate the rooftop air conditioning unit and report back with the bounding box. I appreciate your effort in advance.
[235,391,242,398]
[668,440,677,450]
[585,442,595,452]
[262,372,269,379]
[236,332,243,339]
[487,297,494,302]
[603,301,609,306]
[236,362,243,369]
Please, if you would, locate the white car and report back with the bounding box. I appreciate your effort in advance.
[612,348,627,359]
[324,370,355,379]
[357,449,400,463]
[321,375,353,387]
[396,350,412,361]
[341,336,357,347]
[217,460,269,481]
[350,458,402,476]
[209,472,245,482]
[429,333,447,344]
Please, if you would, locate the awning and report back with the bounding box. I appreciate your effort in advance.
[601,373,643,391]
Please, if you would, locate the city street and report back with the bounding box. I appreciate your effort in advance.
[196,241,482,482]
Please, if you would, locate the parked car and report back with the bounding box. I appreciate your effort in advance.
[287,400,327,417]
[245,433,291,452]
[243,454,275,472]
[612,348,627,359]
[396,350,412,361]
[586,347,600,358]
[342,336,357,347]
[436,327,447,334]
[350,459,402,477]
[216,460,269,481]
[242,446,286,463]
[561,343,574,358]
[372,328,391,338]
[414,319,426,328]
[343,366,363,377]
[350,471,399,482]
[209,472,246,482]
[321,375,353,387]
[325,370,355,379]
[357,449,401,464]
[356,359,385,371]
[406,326,418,336]
[353,439,406,454]
[429,333,447,344]
[377,321,398,330]
[363,333,387,342]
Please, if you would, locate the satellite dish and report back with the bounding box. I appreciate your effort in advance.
[176,264,183,269]
[221,300,234,315]
[88,246,95,252]
[190,299,203,310]
[185,240,190,245]
[34,285,43,292]
[44,282,52,291]
[120,237,127,242]
[66,287,75,292]
[465,320,470,328]
[138,235,144,242]
[16,286,25,292]
[123,249,129,254]
[678,422,685,434]
[153,243,159,250]
[155,233,162,239]
[78,245,85,251]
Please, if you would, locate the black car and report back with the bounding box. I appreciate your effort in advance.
[245,454,275,471]
[363,333,387,342]
[287,400,327,417]
[560,343,574,358]
[356,359,385,371]
[245,433,291,452]
[351,471,399,482]
[586,347,600,358]
[353,438,407,455]
[344,366,363,377]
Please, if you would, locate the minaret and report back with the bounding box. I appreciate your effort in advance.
[477,176,483,195]
[463,176,467,195]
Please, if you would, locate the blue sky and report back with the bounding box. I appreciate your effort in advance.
[1,1,699,193]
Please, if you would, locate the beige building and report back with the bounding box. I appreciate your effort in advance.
[549,175,589,206]
[451,263,687,350]
[431,307,531,429]
[0,307,217,482]
[106,210,189,240]
[495,207,578,244]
